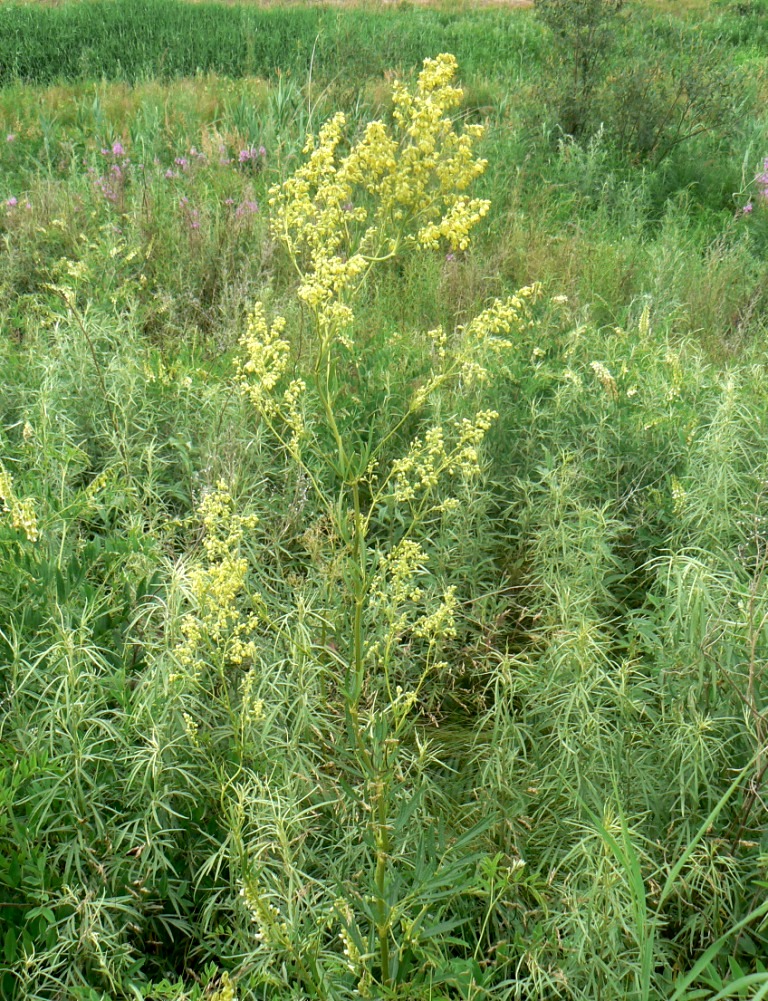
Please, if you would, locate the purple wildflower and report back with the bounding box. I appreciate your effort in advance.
[174,157,188,170]
[6,196,17,208]
[112,140,125,156]
[235,200,259,218]
[97,178,118,203]
[6,133,16,143]
[238,146,265,166]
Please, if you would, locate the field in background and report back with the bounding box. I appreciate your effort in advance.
[2,1,768,999]
[3,0,716,9]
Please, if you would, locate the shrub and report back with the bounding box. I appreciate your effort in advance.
[535,2,743,165]
[602,20,740,163]
[534,0,626,136]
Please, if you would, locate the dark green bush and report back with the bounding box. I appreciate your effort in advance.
[535,2,745,165]
[534,0,626,135]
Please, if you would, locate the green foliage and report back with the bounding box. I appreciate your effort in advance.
[602,17,741,164]
[1,4,768,1000]
[0,0,540,88]
[534,0,625,135]
[535,1,742,164]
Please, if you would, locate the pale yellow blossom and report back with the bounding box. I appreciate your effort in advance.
[0,464,39,542]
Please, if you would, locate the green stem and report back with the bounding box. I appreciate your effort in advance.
[319,327,347,474]
[375,777,391,988]
[351,479,366,705]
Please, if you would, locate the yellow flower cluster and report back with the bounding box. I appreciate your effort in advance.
[240,878,289,949]
[269,54,490,343]
[176,482,261,674]
[335,898,362,974]
[370,539,457,651]
[238,304,306,453]
[389,55,488,250]
[590,361,618,400]
[182,711,200,746]
[390,409,499,504]
[237,304,290,414]
[240,667,265,723]
[372,539,428,606]
[85,469,111,499]
[413,586,458,641]
[670,475,687,514]
[0,463,39,542]
[665,348,683,401]
[458,286,542,385]
[208,972,238,1001]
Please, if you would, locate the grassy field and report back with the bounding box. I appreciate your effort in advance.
[2,1,768,999]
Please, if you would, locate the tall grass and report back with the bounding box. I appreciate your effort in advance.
[0,0,543,87]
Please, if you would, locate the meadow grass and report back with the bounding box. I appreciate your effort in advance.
[0,0,546,87]
[2,1,768,999]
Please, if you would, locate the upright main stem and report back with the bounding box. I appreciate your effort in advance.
[375,776,391,987]
[351,480,366,706]
[319,318,393,990]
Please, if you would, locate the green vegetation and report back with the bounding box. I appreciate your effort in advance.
[0,0,543,87]
[2,0,768,998]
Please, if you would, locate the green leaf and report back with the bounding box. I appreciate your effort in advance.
[3,927,16,964]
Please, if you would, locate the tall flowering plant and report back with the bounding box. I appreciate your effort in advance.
[182,55,539,995]
[241,54,538,717]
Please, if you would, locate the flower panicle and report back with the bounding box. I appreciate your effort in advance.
[267,53,491,341]
[175,482,261,675]
[237,303,307,450]
[0,464,39,542]
[391,410,499,505]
